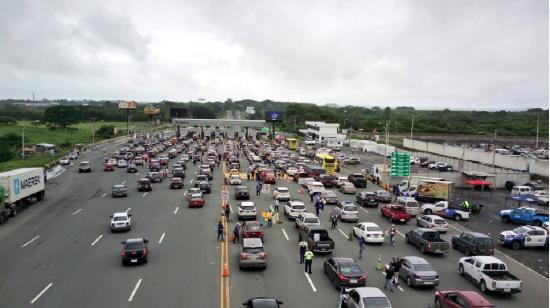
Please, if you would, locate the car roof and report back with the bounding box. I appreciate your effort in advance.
[125,238,145,244]
[290,200,305,205]
[113,212,128,217]
[190,193,203,198]
[301,212,317,218]
[276,187,288,190]
[241,201,255,206]
[333,257,357,265]
[113,184,126,188]
[402,256,429,264]
[462,231,491,238]
[352,287,387,299]
[424,215,445,220]
[359,222,379,227]
[454,291,494,305]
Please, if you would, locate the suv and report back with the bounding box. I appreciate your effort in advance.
[356,191,379,207]
[121,238,149,265]
[137,178,152,191]
[238,201,257,220]
[347,173,367,188]
[452,231,494,256]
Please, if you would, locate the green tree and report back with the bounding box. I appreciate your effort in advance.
[0,145,14,162]
[95,125,115,139]
[44,106,80,127]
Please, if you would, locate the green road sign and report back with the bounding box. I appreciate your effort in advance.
[390,152,410,177]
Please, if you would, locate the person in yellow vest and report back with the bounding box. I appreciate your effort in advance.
[463,200,471,211]
[304,249,314,274]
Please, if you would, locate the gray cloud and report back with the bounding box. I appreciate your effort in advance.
[0,0,547,108]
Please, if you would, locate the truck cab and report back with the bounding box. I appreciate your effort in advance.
[499,225,549,250]
[499,206,549,227]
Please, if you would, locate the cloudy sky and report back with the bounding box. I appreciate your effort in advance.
[0,0,547,109]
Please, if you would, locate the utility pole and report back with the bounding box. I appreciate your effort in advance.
[410,114,414,140]
[491,129,497,170]
[382,121,390,176]
[21,126,25,159]
[535,112,540,149]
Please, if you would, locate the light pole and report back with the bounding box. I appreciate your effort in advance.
[21,125,25,159]
[410,114,415,140]
[380,121,390,176]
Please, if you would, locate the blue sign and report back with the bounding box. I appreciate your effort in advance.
[13,178,20,195]
[264,111,283,122]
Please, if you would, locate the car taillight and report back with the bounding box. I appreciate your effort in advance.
[121,251,126,256]
[259,252,267,259]
[359,275,367,281]
[431,224,436,228]
[143,248,148,255]
[428,242,432,249]
[240,253,249,259]
[366,234,371,237]
[339,274,348,281]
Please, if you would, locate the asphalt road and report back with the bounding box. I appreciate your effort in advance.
[0,139,547,308]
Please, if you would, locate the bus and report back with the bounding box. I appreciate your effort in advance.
[286,138,298,150]
[314,153,337,174]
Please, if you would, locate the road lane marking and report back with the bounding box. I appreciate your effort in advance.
[281,228,289,241]
[126,208,131,213]
[360,208,369,214]
[190,180,193,184]
[174,206,179,214]
[90,235,103,246]
[121,180,127,185]
[159,233,166,244]
[396,230,405,238]
[30,283,53,304]
[22,236,40,248]
[142,192,148,197]
[128,278,143,302]
[100,193,107,198]
[337,228,350,240]
[136,172,139,175]
[378,272,404,291]
[303,272,317,292]
[72,209,83,215]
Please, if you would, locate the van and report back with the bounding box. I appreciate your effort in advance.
[396,197,419,216]
[511,186,534,196]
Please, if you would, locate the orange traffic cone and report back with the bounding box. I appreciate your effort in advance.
[222,263,229,277]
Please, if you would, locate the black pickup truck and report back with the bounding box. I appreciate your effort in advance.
[406,228,450,254]
[298,226,335,254]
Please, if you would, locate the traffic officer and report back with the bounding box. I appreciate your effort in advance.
[299,240,308,264]
[463,200,471,211]
[304,249,314,274]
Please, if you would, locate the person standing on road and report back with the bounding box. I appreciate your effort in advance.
[217,221,224,241]
[390,225,396,246]
[256,181,262,196]
[384,265,394,292]
[304,249,314,274]
[267,210,273,227]
[274,199,279,213]
[391,257,402,286]
[358,236,366,259]
[299,240,308,264]
[330,212,338,229]
[232,223,241,244]
[224,205,230,221]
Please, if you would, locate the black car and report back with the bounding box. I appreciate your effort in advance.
[347,173,367,188]
[170,177,184,189]
[451,231,494,256]
[235,186,250,200]
[121,238,149,265]
[172,168,185,179]
[198,181,211,194]
[243,297,283,308]
[126,164,138,173]
[356,192,378,207]
[323,257,366,289]
[137,178,152,192]
[146,172,163,183]
[78,161,92,173]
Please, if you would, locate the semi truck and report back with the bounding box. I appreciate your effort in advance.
[0,168,46,224]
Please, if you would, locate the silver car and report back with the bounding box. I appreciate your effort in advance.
[112,184,128,197]
[416,215,448,233]
[334,201,359,222]
[238,238,267,269]
[342,287,391,308]
[398,256,439,288]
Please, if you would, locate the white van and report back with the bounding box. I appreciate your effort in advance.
[511,186,534,196]
[396,197,420,216]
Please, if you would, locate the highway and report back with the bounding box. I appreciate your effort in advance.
[0,138,547,308]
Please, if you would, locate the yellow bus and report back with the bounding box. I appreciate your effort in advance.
[286,138,298,150]
[314,153,337,174]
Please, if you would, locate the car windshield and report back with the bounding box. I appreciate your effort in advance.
[237,188,248,193]
[344,206,357,212]
[340,264,362,275]
[305,218,319,224]
[413,263,433,271]
[363,297,391,308]
[243,247,263,254]
[433,219,446,225]
[292,205,306,210]
[378,191,390,197]
[366,226,382,232]
[513,226,530,233]
[475,238,493,246]
[125,242,143,250]
[113,216,127,221]
[241,206,255,211]
[246,225,261,231]
[191,196,202,200]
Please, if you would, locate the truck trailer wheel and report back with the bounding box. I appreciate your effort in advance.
[10,206,17,217]
[0,213,5,225]
[534,220,542,227]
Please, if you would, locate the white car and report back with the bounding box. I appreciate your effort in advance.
[534,191,549,206]
[342,287,392,308]
[273,187,291,201]
[416,215,448,233]
[229,175,242,185]
[542,221,549,232]
[336,176,349,187]
[59,157,70,165]
[353,222,384,243]
[117,160,128,168]
[68,152,79,160]
[110,212,131,232]
[295,212,320,229]
[286,166,299,176]
[238,201,257,220]
[334,201,359,222]
[181,154,189,161]
[284,200,307,220]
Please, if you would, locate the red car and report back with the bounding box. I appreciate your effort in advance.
[434,290,494,308]
[263,173,276,184]
[104,163,114,171]
[241,221,264,240]
[188,193,205,208]
[317,175,338,188]
[159,157,169,165]
[381,204,412,223]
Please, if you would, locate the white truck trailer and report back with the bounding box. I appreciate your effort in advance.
[0,168,45,224]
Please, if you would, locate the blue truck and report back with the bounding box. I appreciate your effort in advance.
[499,207,549,227]
[498,225,549,250]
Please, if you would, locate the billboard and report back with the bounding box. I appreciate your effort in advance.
[417,181,451,200]
[265,111,283,122]
[118,101,137,109]
[144,106,160,115]
[169,108,188,118]
[246,106,255,114]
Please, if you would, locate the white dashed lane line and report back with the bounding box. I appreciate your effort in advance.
[337,228,350,240]
[128,278,143,302]
[304,272,317,292]
[100,193,107,198]
[121,180,127,185]
[90,235,103,246]
[174,206,179,214]
[30,283,53,304]
[22,236,40,248]
[158,233,166,244]
[72,209,83,215]
[281,228,289,241]
[184,191,187,196]
[142,192,148,197]
[359,208,368,214]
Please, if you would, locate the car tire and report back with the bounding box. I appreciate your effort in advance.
[534,220,542,227]
[480,280,488,293]
[454,214,462,221]
[143,257,148,264]
[406,276,412,287]
[451,241,457,250]
[502,216,510,223]
[425,209,432,215]
[420,245,426,254]
[416,219,420,226]
[512,241,521,250]
[434,299,442,308]
[458,264,465,276]
[10,207,17,217]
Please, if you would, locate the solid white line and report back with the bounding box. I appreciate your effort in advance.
[136,172,140,175]
[396,230,405,238]
[360,208,369,214]
[398,285,404,292]
[159,233,166,244]
[338,228,350,240]
[281,228,289,241]
[72,209,83,215]
[303,272,317,292]
[100,193,107,198]
[22,236,40,248]
[121,180,127,185]
[128,278,143,302]
[30,283,53,304]
[126,208,131,213]
[90,234,103,246]
[495,249,549,281]
[174,206,179,214]
[184,191,188,196]
[142,192,148,197]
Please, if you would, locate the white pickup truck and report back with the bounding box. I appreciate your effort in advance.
[458,256,522,294]
[421,201,470,221]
